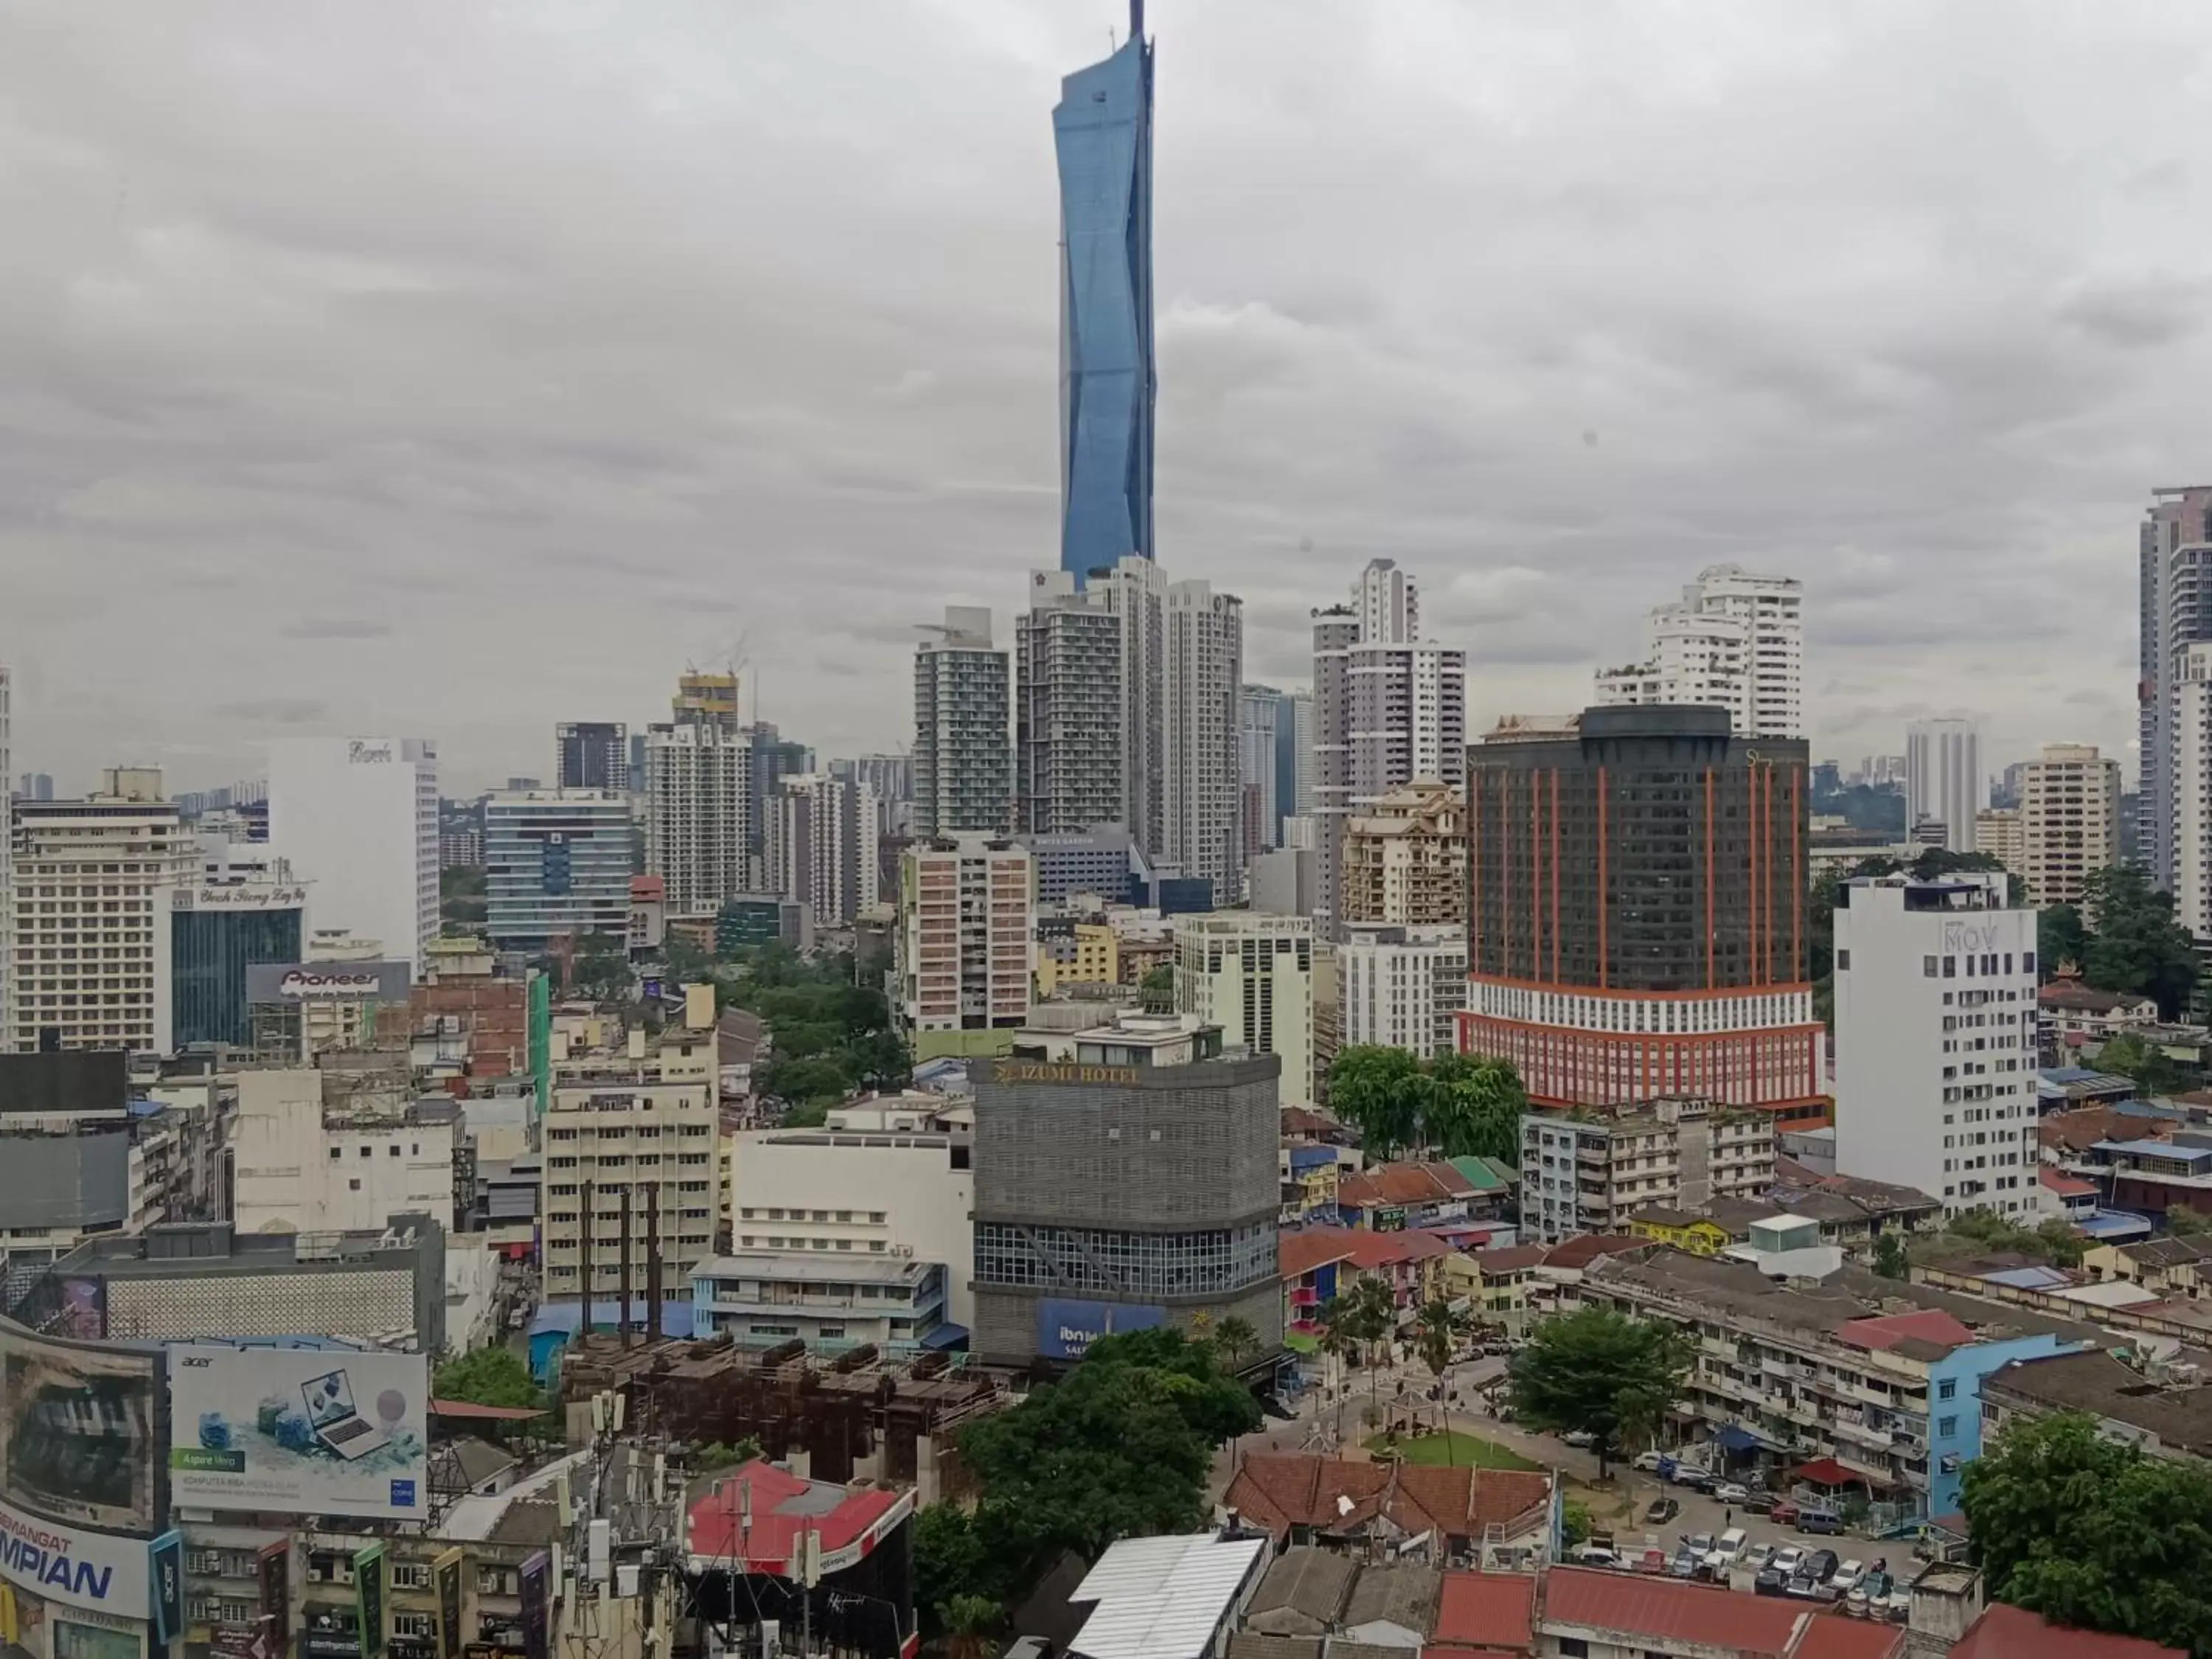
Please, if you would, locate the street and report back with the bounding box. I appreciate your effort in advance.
[1220,1350,1903,1572]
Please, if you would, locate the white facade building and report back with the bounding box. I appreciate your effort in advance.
[774,773,880,926]
[2175,644,2212,942]
[266,737,439,970]
[1594,563,1805,740]
[1310,561,1467,937]
[1833,872,2044,1218]
[1163,580,1244,900]
[10,786,196,1053]
[731,1109,976,1329]
[645,717,754,914]
[1290,691,1315,818]
[895,834,1032,1049]
[2020,741,2121,910]
[1338,923,1466,1060]
[914,606,1012,838]
[1905,718,1984,855]
[1173,911,1315,1105]
[230,1067,458,1236]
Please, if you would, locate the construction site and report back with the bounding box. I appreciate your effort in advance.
[559,1329,1008,1491]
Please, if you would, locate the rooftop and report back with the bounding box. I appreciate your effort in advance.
[1222,1454,1551,1545]
[1243,1548,1356,1628]
[1539,1565,1899,1659]
[1337,1161,1478,1210]
[1068,1533,1270,1659]
[1950,1601,2185,1659]
[1984,1349,2212,1458]
[1341,1562,1439,1635]
[1430,1572,1535,1653]
[684,1458,910,1575]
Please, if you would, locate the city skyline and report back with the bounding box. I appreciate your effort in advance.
[0,4,2195,789]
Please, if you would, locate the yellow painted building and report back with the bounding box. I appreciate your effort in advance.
[1034,922,1120,997]
[1627,1208,1736,1256]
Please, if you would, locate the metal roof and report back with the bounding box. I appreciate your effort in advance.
[1071,1534,1270,1659]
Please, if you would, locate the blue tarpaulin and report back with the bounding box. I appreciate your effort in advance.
[1715,1425,1762,1453]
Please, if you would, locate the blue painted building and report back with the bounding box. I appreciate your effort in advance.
[1922,1330,2079,1515]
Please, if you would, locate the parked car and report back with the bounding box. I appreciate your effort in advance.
[1632,1450,1669,1472]
[1742,1490,1780,1515]
[1755,1563,1790,1597]
[1644,1496,1680,1525]
[1675,1466,1719,1493]
[1804,1550,1840,1583]
[1562,1430,1596,1448]
[1669,1544,1702,1579]
[1829,1560,1865,1599]
[1259,1394,1295,1421]
[1573,1543,1621,1568]
[1739,1543,1775,1577]
[1769,1546,1806,1582]
[1767,1500,1801,1527]
[1713,1481,1750,1505]
[1704,1528,1748,1577]
[1801,1509,1847,1536]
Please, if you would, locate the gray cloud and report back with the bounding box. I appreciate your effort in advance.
[0,0,2198,790]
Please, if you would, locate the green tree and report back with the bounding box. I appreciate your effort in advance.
[432,1347,545,1412]
[1506,1306,1691,1477]
[1328,1046,1426,1156]
[1414,1297,1467,1453]
[1321,1278,1399,1431]
[2170,1204,2212,1237]
[1141,964,1174,994]
[2093,1031,2179,1099]
[1560,1498,1595,1548]
[2039,905,2088,978]
[1871,1229,1908,1280]
[1963,1411,2212,1652]
[1210,1315,1259,1371]
[1422,1054,1526,1163]
[938,1594,1002,1659]
[2081,865,2199,1019]
[569,931,634,1003]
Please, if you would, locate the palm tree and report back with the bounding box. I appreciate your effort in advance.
[1212,1315,1259,1372]
[1315,1295,1357,1446]
[1415,1297,1467,1457]
[1335,1276,1398,1436]
[939,1596,1001,1659]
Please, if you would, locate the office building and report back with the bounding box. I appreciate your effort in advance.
[1973,808,2023,876]
[972,1011,1280,1366]
[1053,0,1154,585]
[645,672,753,914]
[557,720,630,792]
[692,1253,949,1350]
[1163,580,1243,897]
[1311,560,1467,937]
[1460,707,1823,1119]
[1905,718,1983,855]
[1833,872,2042,1217]
[1340,779,1467,928]
[170,860,307,1048]
[543,1030,727,1307]
[10,780,198,1053]
[1174,911,1315,1106]
[266,736,439,970]
[1339,923,1465,1060]
[1239,685,1289,857]
[230,1064,459,1235]
[1519,1099,1776,1245]
[246,956,413,1062]
[2019,742,2121,908]
[482,789,633,951]
[895,834,1034,1058]
[2139,485,2212,883]
[14,773,52,802]
[1019,824,1155,905]
[774,773,879,926]
[913,606,1012,837]
[1594,564,1805,740]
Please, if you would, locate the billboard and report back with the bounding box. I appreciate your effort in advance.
[167,1346,428,1521]
[243,961,411,1004]
[0,1320,161,1536]
[149,1531,184,1646]
[1034,1299,1166,1362]
[0,1491,153,1618]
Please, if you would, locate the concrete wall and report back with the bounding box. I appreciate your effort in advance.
[232,1068,456,1235]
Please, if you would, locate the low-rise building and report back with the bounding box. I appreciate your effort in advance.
[2039,979,2160,1054]
[1220,1455,1553,1569]
[690,1251,950,1351]
[1520,1099,1775,1245]
[231,1061,458,1235]
[1980,1346,2212,1462]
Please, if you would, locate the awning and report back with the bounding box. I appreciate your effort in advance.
[1714,1425,1763,1453]
[919,1322,970,1351]
[1793,1457,1865,1486]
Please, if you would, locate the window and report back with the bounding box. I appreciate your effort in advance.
[1559,1643,1588,1659]
[1836,949,1850,971]
[1938,1379,1957,1401]
[1938,1416,1958,1437]
[329,1147,343,1159]
[1923,956,1938,978]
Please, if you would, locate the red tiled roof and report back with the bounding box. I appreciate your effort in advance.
[1338,1161,1479,1210]
[1787,1617,1906,1659]
[1950,1601,2185,1659]
[1280,1228,1363,1280]
[1431,1573,1534,1653]
[1472,1245,1548,1275]
[2041,1167,2098,1199]
[1834,1309,1976,1354]
[1540,1566,1881,1658]
[1222,1454,1392,1537]
[2039,982,2155,1013]
[1391,1465,1554,1540]
[686,1459,908,1574]
[1540,1235,1649,1270]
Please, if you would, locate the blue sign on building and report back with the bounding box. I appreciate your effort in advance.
[1036,1299,1166,1360]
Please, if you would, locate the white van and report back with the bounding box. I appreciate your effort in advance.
[1703,1528,1747,1576]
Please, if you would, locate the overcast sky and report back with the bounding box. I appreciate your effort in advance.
[2,0,2204,795]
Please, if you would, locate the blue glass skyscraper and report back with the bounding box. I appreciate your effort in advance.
[1054,1,1155,585]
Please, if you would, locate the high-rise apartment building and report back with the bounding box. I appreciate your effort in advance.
[483,790,634,952]
[1311,560,1467,937]
[894,834,1033,1057]
[2140,485,2212,884]
[265,737,439,969]
[645,672,753,915]
[1340,779,1467,928]
[1339,922,1465,1060]
[1905,719,1983,855]
[1163,580,1242,899]
[1238,686,1284,859]
[1974,808,2023,875]
[773,773,879,926]
[914,607,1012,838]
[556,721,630,793]
[1290,690,1315,816]
[972,1012,1280,1366]
[14,774,53,803]
[1053,0,1154,585]
[1460,707,1823,1119]
[11,777,198,1053]
[2019,742,2121,908]
[1594,564,1805,740]
[1173,911,1315,1106]
[1017,569,1123,835]
[2171,645,2212,941]
[1832,872,2042,1217]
